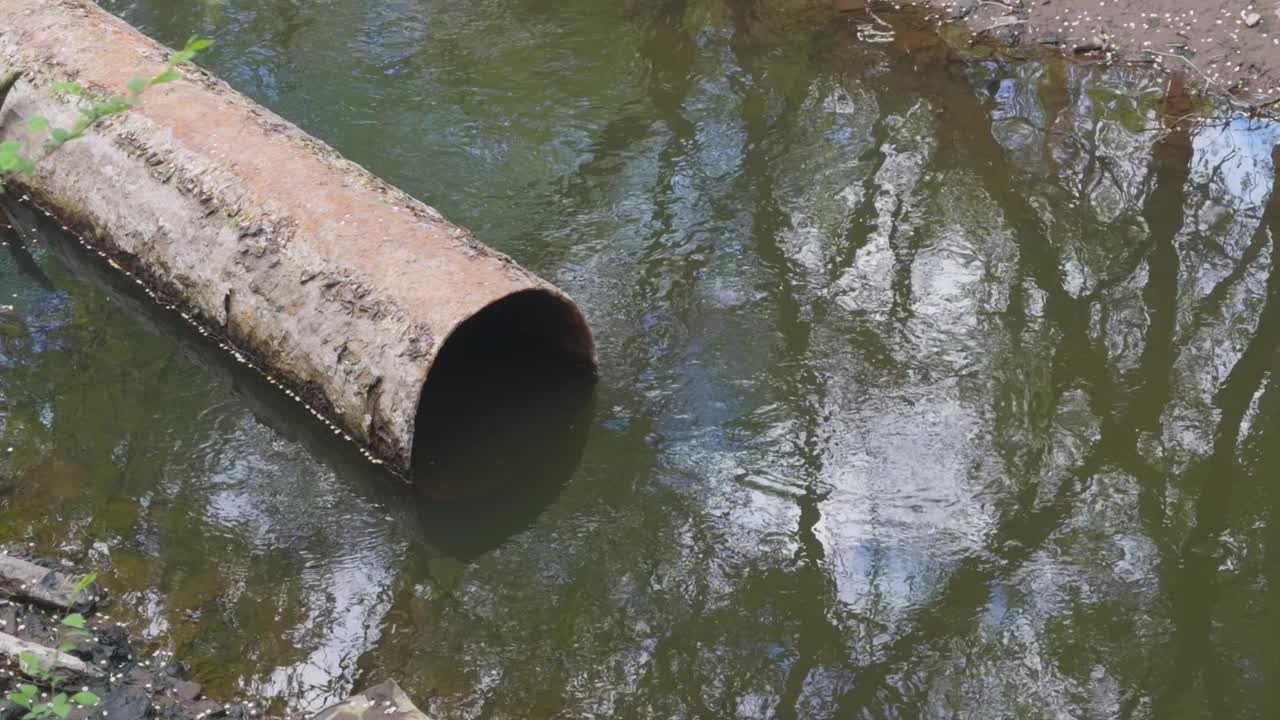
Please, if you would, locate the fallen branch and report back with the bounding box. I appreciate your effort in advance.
[0,631,104,683]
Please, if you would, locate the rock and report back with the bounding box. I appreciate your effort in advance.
[155,657,187,679]
[0,603,16,635]
[312,681,432,720]
[1073,37,1108,54]
[0,597,57,645]
[1,699,26,720]
[174,680,203,703]
[97,683,152,720]
[152,693,180,715]
[1245,12,1262,27]
[68,622,132,669]
[0,555,100,613]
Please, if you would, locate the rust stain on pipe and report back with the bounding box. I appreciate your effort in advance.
[0,0,596,475]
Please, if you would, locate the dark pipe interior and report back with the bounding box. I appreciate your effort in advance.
[411,290,597,505]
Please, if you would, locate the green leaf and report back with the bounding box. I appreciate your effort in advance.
[7,688,33,708]
[49,128,70,144]
[126,77,146,94]
[18,650,43,676]
[91,98,128,117]
[51,694,71,718]
[15,158,34,174]
[187,37,214,52]
[70,692,99,706]
[169,50,196,66]
[0,154,16,172]
[0,140,18,153]
[72,573,97,595]
[62,613,86,629]
[50,81,83,95]
[26,117,48,131]
[57,641,76,653]
[149,69,181,85]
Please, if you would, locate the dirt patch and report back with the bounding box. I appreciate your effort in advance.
[837,0,1280,111]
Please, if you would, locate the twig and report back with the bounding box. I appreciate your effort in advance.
[866,6,893,29]
[976,16,1026,33]
[1144,49,1219,87]
[0,70,21,110]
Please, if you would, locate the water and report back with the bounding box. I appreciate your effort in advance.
[3,1,1279,717]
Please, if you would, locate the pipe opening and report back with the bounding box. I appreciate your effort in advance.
[410,289,596,496]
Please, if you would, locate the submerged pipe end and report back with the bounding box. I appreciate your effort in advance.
[429,287,595,376]
[410,288,597,484]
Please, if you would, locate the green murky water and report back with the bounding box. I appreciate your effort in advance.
[3,1,1279,717]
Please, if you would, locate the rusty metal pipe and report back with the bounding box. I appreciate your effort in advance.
[0,0,595,474]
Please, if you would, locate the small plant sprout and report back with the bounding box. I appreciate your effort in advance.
[5,574,101,720]
[0,140,36,177]
[0,34,212,191]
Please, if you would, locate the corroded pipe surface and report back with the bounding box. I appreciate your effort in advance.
[0,0,595,474]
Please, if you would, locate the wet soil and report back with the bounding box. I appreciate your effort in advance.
[0,548,264,720]
[888,0,1280,107]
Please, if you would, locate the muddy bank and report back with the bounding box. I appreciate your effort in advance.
[0,548,262,720]
[841,0,1280,110]
[0,550,430,720]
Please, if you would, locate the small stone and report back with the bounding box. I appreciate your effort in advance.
[1073,37,1108,54]
[1245,12,1262,26]
[174,680,203,703]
